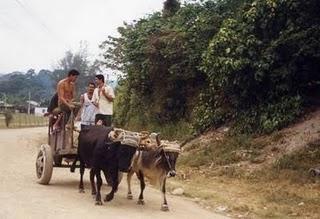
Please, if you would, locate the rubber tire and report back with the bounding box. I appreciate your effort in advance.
[36,144,53,185]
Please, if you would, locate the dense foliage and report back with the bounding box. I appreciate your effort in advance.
[102,0,320,134]
[199,0,320,133]
[101,0,227,128]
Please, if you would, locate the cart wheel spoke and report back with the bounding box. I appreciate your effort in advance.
[37,156,43,164]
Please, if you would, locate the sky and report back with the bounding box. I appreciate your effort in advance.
[0,0,166,74]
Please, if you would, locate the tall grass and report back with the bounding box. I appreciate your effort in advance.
[123,119,193,142]
[273,140,320,171]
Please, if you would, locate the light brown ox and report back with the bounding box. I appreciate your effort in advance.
[127,139,181,211]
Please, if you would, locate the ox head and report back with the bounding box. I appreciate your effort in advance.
[139,131,160,150]
[159,141,181,177]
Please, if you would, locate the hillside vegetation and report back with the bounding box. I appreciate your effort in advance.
[101,0,320,135]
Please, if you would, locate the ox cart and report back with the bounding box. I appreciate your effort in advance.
[35,111,79,185]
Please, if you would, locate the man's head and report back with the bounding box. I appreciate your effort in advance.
[87,82,95,94]
[95,74,104,86]
[68,69,80,82]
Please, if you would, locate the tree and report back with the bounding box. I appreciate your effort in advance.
[163,0,180,17]
[101,0,320,134]
[100,1,223,126]
[52,42,101,97]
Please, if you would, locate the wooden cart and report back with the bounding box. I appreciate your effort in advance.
[35,112,78,184]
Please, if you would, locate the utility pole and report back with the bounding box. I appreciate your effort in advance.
[0,93,7,111]
[28,91,31,114]
[4,93,7,111]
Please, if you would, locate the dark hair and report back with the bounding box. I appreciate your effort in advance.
[88,82,95,87]
[68,69,80,76]
[95,74,104,83]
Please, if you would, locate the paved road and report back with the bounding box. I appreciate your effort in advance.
[0,127,229,219]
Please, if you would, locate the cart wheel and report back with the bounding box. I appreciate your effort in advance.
[36,144,53,185]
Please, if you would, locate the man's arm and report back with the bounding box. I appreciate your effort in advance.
[75,94,84,121]
[92,88,99,107]
[71,83,76,102]
[101,86,115,102]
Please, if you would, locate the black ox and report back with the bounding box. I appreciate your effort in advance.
[76,126,155,205]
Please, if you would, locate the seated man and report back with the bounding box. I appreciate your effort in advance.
[44,93,60,132]
[56,69,80,129]
[44,92,58,116]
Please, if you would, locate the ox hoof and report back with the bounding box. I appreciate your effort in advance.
[70,166,76,173]
[137,199,145,205]
[127,194,133,200]
[79,189,85,193]
[95,201,103,206]
[104,194,114,202]
[161,204,169,211]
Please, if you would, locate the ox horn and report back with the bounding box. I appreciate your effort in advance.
[108,131,116,140]
[150,132,161,146]
[114,128,123,138]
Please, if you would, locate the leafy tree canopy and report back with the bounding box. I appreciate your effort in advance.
[100,0,320,134]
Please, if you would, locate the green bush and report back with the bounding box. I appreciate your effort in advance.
[196,0,320,134]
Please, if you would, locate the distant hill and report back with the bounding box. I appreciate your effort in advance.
[0,71,24,82]
[0,70,55,106]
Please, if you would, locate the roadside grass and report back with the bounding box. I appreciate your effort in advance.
[0,113,48,128]
[172,133,320,218]
[179,134,268,168]
[168,166,320,219]
[273,139,320,174]
[125,119,193,141]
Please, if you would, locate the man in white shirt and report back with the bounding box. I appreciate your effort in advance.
[92,74,115,127]
[75,82,97,130]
